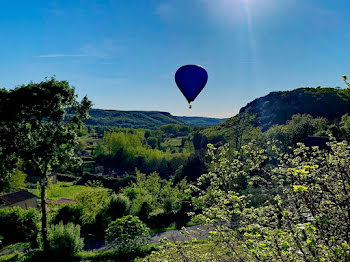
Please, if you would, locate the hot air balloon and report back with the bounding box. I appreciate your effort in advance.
[175,65,208,109]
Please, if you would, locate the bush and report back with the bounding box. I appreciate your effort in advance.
[147,210,174,229]
[106,194,130,220]
[82,208,112,240]
[38,222,84,258]
[137,200,152,222]
[0,207,39,244]
[51,204,84,225]
[7,170,27,192]
[76,173,136,192]
[74,188,110,224]
[105,215,150,253]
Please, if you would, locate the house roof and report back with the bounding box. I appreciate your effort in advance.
[0,190,37,206]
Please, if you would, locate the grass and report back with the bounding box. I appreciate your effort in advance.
[1,242,30,251]
[186,215,204,227]
[138,240,233,262]
[163,138,183,147]
[150,224,177,235]
[0,243,30,262]
[0,245,159,262]
[29,182,108,201]
[75,244,160,262]
[0,252,24,262]
[150,217,204,235]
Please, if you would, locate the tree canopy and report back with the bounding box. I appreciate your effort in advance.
[0,77,91,252]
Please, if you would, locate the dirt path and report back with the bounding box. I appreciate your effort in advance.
[93,225,211,252]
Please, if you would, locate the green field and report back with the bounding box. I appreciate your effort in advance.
[162,138,183,147]
[29,182,109,201]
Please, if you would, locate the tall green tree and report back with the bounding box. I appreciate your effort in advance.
[0,78,91,253]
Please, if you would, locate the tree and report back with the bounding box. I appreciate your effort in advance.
[146,136,158,149]
[342,75,350,89]
[180,153,207,182]
[186,141,350,261]
[0,78,91,253]
[52,204,84,226]
[265,114,329,149]
[340,113,350,140]
[106,194,131,220]
[105,215,150,253]
[0,89,23,191]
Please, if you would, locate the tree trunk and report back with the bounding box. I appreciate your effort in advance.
[40,177,49,253]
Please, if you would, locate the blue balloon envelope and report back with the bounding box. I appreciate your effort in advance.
[175,65,208,105]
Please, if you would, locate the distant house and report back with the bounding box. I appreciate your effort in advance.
[87,139,100,146]
[104,168,128,178]
[0,190,38,209]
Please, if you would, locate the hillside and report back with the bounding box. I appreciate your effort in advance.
[240,87,350,131]
[176,116,226,126]
[84,109,224,129]
[204,87,350,141]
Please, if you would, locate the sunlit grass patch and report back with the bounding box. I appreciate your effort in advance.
[139,240,232,262]
[163,138,183,147]
[0,252,24,262]
[29,182,108,201]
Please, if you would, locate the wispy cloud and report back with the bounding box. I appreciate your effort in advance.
[34,54,88,58]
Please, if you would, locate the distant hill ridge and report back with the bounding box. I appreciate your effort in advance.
[176,116,227,126]
[203,87,350,140]
[239,87,350,131]
[84,109,226,129]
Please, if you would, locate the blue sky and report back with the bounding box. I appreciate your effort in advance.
[1,0,350,118]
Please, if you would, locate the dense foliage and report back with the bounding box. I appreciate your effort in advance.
[52,205,84,226]
[105,215,150,253]
[120,171,190,228]
[149,140,350,261]
[38,222,84,259]
[105,194,131,221]
[94,129,192,177]
[74,188,110,224]
[0,207,39,245]
[2,170,27,193]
